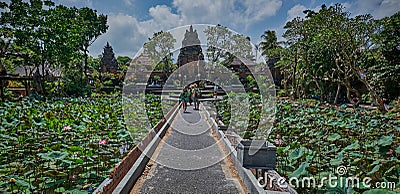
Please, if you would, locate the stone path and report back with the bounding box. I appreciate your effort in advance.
[130,104,246,193]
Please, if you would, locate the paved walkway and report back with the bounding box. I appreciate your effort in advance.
[131,104,246,193]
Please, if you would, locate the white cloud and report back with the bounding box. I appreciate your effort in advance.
[173,0,282,29]
[90,0,284,57]
[54,0,93,7]
[244,0,282,21]
[287,4,307,21]
[89,5,184,57]
[89,14,145,57]
[141,5,183,34]
[347,0,400,18]
[173,0,236,26]
[123,0,134,6]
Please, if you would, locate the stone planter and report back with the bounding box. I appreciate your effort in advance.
[237,140,276,169]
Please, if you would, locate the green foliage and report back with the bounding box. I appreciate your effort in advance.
[204,24,252,65]
[0,0,108,96]
[0,96,163,193]
[260,30,280,58]
[265,4,398,110]
[62,69,90,97]
[116,56,131,71]
[213,92,263,139]
[368,11,400,100]
[270,99,399,193]
[143,31,176,69]
[215,92,399,193]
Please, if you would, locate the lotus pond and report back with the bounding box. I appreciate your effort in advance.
[0,95,163,193]
[214,94,400,193]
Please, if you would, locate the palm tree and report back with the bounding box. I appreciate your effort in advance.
[260,30,278,57]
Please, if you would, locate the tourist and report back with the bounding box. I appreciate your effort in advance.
[189,85,193,106]
[213,84,218,99]
[180,86,190,112]
[192,84,200,110]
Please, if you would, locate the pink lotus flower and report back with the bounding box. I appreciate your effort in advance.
[276,134,281,139]
[275,140,281,146]
[258,104,263,107]
[64,125,72,130]
[98,140,107,145]
[294,103,299,107]
[386,149,393,155]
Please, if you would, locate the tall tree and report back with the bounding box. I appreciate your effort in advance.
[0,0,108,96]
[143,31,176,73]
[278,4,388,110]
[75,7,108,82]
[369,11,400,100]
[204,24,252,66]
[260,30,278,57]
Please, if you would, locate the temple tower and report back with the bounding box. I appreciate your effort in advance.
[177,26,204,67]
[100,42,118,73]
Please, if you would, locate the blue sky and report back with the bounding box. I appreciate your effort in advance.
[50,0,400,57]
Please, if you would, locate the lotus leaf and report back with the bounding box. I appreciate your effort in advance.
[367,164,381,175]
[325,177,355,194]
[38,151,69,161]
[395,146,400,154]
[377,135,393,147]
[327,133,341,141]
[289,161,309,178]
[341,141,360,152]
[289,147,306,161]
[363,189,395,194]
[65,189,88,194]
[330,154,343,166]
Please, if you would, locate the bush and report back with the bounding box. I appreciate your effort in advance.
[62,69,90,97]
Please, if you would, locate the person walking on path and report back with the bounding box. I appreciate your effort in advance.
[213,84,218,99]
[189,85,193,106]
[192,84,200,110]
[180,86,190,113]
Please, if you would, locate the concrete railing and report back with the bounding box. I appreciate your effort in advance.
[94,103,180,194]
[202,104,297,194]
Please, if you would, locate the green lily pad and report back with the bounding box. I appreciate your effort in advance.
[377,135,392,147]
[327,133,341,141]
[395,146,400,154]
[32,117,46,126]
[289,147,306,161]
[289,161,309,178]
[283,105,292,110]
[330,153,343,166]
[15,179,30,188]
[326,177,355,194]
[367,164,381,175]
[54,187,65,192]
[65,189,88,194]
[68,145,84,152]
[363,189,395,194]
[38,151,69,161]
[341,141,360,152]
